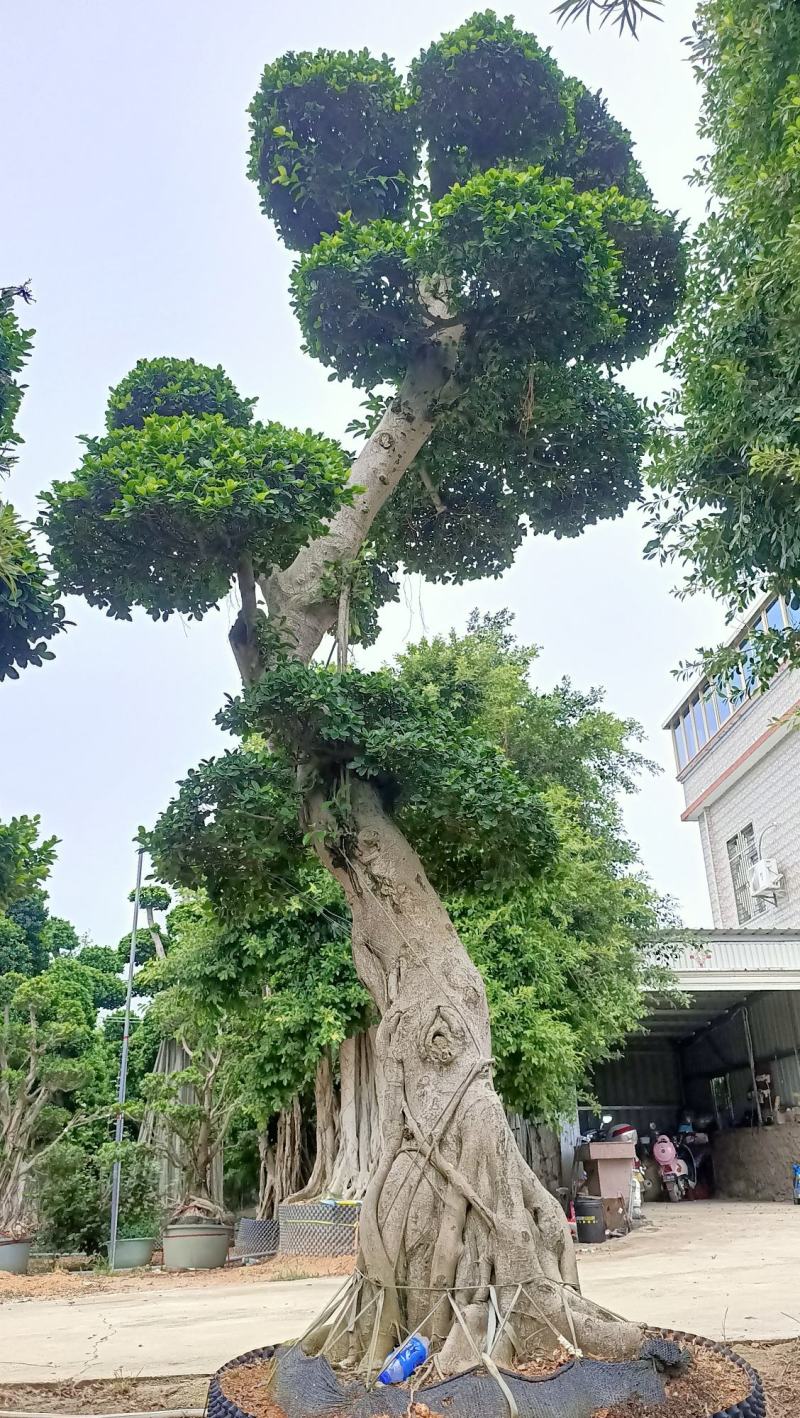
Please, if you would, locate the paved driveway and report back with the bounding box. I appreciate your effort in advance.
[0,1204,797,1382]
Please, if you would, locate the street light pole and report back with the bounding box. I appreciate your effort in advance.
[109,847,144,1269]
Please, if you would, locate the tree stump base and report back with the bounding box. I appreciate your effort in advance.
[208,1333,765,1418]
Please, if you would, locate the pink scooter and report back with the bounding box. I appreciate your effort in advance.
[652,1134,691,1202]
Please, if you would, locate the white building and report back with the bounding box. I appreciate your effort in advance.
[664,591,800,930]
[583,598,800,1189]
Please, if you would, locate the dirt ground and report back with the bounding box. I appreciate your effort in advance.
[0,1253,352,1303]
[0,1374,210,1413]
[737,1340,800,1418]
[0,1343,795,1417]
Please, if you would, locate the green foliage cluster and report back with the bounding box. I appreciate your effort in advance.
[0,503,65,681]
[148,616,666,1122]
[248,50,418,251]
[375,361,646,581]
[142,882,368,1124]
[42,14,684,622]
[34,1139,161,1253]
[411,13,566,199]
[410,13,649,200]
[131,884,171,912]
[292,172,680,393]
[0,290,65,680]
[0,819,76,988]
[647,0,800,684]
[0,815,57,911]
[5,894,76,977]
[43,401,352,621]
[0,955,111,1155]
[107,357,255,431]
[145,749,304,921]
[220,659,558,892]
[0,287,33,478]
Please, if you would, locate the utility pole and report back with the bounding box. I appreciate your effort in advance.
[109,847,144,1269]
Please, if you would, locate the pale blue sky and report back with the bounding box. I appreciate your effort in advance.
[1,0,723,946]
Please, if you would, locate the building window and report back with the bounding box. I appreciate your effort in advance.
[765,598,785,633]
[726,824,768,924]
[682,707,697,758]
[715,682,731,725]
[691,696,708,749]
[703,685,719,733]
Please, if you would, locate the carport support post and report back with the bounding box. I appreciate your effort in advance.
[109,847,145,1270]
[742,1006,763,1128]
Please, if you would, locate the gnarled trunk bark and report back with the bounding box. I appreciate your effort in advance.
[286,1050,339,1204]
[328,1029,381,1201]
[231,332,642,1365]
[256,1096,305,1220]
[304,778,643,1368]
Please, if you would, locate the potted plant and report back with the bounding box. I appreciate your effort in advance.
[113,1210,161,1270]
[141,1003,238,1270]
[100,1141,163,1270]
[0,1219,34,1275]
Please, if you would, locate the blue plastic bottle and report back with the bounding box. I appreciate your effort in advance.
[793,1163,800,1204]
[377,1335,430,1384]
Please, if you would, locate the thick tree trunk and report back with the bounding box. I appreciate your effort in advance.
[328,1029,381,1201]
[286,1050,339,1204]
[234,330,643,1364]
[256,1097,305,1219]
[304,778,643,1368]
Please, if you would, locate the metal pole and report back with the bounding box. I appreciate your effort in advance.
[109,847,144,1269]
[742,1006,763,1128]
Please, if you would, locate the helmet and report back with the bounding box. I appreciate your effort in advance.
[609,1123,637,1144]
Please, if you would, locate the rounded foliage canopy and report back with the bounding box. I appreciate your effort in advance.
[248,49,418,251]
[106,357,255,431]
[375,360,646,581]
[43,365,353,620]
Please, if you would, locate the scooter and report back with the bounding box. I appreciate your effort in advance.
[652,1133,691,1202]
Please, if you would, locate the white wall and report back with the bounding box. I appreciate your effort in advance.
[676,667,800,929]
[701,733,800,929]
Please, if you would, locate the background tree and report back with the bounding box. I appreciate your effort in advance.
[0,287,65,680]
[647,0,800,689]
[149,614,668,1135]
[43,12,682,1366]
[0,951,122,1235]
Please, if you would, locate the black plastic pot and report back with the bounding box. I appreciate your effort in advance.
[207,1332,765,1418]
[651,1329,766,1418]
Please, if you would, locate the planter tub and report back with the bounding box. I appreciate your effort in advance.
[111,1237,156,1270]
[0,1238,32,1274]
[162,1222,229,1271]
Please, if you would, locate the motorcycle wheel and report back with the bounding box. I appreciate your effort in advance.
[665,1177,682,1202]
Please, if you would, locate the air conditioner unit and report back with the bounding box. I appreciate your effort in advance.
[750,857,784,898]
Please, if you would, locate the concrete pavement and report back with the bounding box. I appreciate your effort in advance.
[0,1276,345,1384]
[0,1204,797,1382]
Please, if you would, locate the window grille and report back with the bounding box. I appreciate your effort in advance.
[726,824,767,924]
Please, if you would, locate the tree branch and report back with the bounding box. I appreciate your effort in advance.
[262,331,463,668]
[229,553,262,684]
[145,906,167,960]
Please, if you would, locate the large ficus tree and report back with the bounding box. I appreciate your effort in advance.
[42,13,682,1366]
